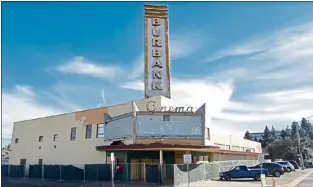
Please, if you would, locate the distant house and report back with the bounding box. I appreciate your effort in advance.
[1,147,10,164]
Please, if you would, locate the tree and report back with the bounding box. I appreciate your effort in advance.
[267,139,298,161]
[270,125,277,141]
[291,122,298,140]
[301,118,313,138]
[253,137,258,142]
[286,126,291,138]
[244,131,253,140]
[280,130,287,140]
[263,126,271,143]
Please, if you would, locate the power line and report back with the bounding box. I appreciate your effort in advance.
[296,114,313,123]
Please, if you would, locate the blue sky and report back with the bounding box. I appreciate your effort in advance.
[2,2,313,145]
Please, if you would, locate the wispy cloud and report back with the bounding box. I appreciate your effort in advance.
[203,21,313,63]
[2,85,75,139]
[97,88,107,107]
[57,56,122,79]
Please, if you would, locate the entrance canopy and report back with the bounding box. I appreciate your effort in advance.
[96,143,220,152]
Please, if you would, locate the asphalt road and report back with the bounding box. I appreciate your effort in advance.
[295,173,313,187]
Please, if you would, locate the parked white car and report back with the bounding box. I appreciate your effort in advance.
[275,161,295,172]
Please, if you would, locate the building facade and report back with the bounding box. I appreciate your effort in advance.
[9,96,261,167]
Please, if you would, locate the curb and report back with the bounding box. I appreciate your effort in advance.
[281,169,313,187]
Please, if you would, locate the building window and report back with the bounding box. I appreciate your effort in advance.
[70,127,77,141]
[53,134,59,141]
[85,125,92,139]
[38,159,43,165]
[15,138,19,144]
[207,128,210,140]
[163,115,170,121]
[54,145,56,148]
[39,136,43,142]
[97,124,104,138]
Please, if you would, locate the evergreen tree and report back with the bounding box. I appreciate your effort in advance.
[253,137,258,142]
[244,131,253,140]
[301,118,313,138]
[270,125,277,140]
[262,126,271,143]
[261,126,271,148]
[286,126,291,138]
[280,130,287,140]
[291,121,298,140]
[308,120,313,139]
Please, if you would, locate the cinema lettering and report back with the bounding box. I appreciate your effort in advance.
[146,101,194,113]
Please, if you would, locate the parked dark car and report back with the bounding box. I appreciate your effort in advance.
[219,165,269,181]
[249,163,284,177]
[288,160,300,169]
[304,161,313,168]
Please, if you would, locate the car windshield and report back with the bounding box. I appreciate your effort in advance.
[229,166,237,171]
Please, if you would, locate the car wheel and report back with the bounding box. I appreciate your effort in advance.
[287,167,291,172]
[273,171,281,177]
[254,174,261,181]
[225,176,231,181]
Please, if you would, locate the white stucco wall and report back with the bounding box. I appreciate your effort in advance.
[211,132,262,153]
[9,96,164,166]
[9,113,107,166]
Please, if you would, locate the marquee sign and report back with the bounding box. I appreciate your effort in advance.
[144,4,171,99]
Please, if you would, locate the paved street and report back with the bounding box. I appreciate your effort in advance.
[295,173,313,187]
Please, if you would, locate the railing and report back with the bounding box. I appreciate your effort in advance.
[2,160,259,186]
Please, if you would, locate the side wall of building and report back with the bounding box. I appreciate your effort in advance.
[9,96,164,166]
[211,133,262,154]
[9,113,107,166]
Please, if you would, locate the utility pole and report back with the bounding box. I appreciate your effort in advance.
[295,123,305,170]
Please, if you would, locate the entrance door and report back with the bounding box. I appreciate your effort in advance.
[20,159,26,165]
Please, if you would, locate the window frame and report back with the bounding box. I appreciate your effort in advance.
[70,127,77,141]
[96,124,104,138]
[163,115,170,121]
[207,128,210,140]
[85,124,92,139]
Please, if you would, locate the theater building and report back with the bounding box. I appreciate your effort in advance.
[8,4,262,182]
